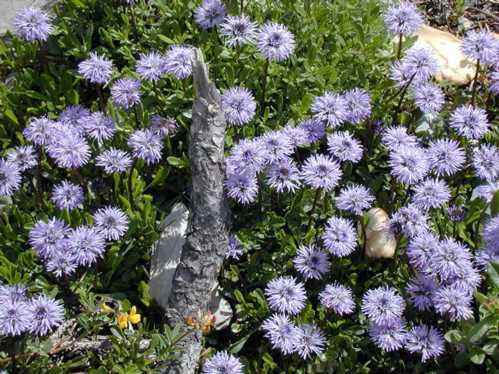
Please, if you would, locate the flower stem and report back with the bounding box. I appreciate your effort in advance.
[396,33,403,59]
[133,106,141,128]
[307,189,321,232]
[259,59,269,117]
[392,72,417,124]
[239,0,244,12]
[96,85,106,112]
[471,59,480,106]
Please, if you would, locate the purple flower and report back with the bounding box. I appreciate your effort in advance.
[202,351,243,374]
[7,145,37,171]
[221,87,256,126]
[293,245,330,280]
[23,117,58,146]
[226,139,266,174]
[194,0,226,30]
[490,70,499,94]
[220,15,257,47]
[433,238,473,282]
[391,205,429,238]
[406,274,437,311]
[127,129,163,165]
[226,235,243,260]
[343,88,371,124]
[301,154,342,192]
[224,171,258,204]
[405,324,445,362]
[78,53,113,85]
[447,205,465,222]
[473,144,499,182]
[428,139,465,177]
[45,251,78,278]
[319,283,355,315]
[79,112,116,142]
[311,92,347,128]
[327,131,363,163]
[368,320,407,352]
[262,313,300,355]
[14,7,53,42]
[0,284,27,303]
[111,78,141,109]
[96,148,133,174]
[281,125,310,148]
[0,300,30,336]
[259,131,293,164]
[476,242,499,271]
[136,52,165,81]
[389,146,429,185]
[298,119,325,143]
[29,218,70,259]
[432,285,473,321]
[149,115,178,138]
[406,233,439,273]
[322,216,357,257]
[265,276,306,315]
[336,184,375,215]
[381,126,418,150]
[450,105,490,140]
[266,158,301,193]
[390,60,416,88]
[294,324,326,359]
[0,160,21,196]
[27,295,64,336]
[383,2,423,36]
[412,82,445,114]
[412,178,450,210]
[93,206,129,241]
[484,216,499,244]
[257,22,296,62]
[461,30,499,66]
[475,181,499,203]
[46,130,90,169]
[403,46,439,82]
[51,181,84,210]
[163,45,194,79]
[68,226,107,266]
[361,286,405,326]
[59,105,90,136]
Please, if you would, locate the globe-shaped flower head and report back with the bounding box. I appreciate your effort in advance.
[96,148,133,174]
[293,245,330,280]
[361,286,405,326]
[202,351,243,374]
[111,78,141,110]
[93,206,129,241]
[264,276,306,315]
[0,160,21,196]
[321,216,357,257]
[27,295,64,336]
[136,52,165,82]
[405,324,445,362]
[78,53,113,85]
[301,154,342,192]
[383,2,423,36]
[461,30,499,66]
[450,105,490,140]
[51,181,84,210]
[312,92,348,128]
[194,0,226,30]
[163,45,194,79]
[319,282,355,315]
[220,15,257,47]
[221,87,256,126]
[14,7,53,42]
[257,22,296,62]
[127,129,163,165]
[7,145,38,172]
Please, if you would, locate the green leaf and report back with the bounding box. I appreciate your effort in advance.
[491,190,499,217]
[229,331,254,354]
[167,156,188,169]
[4,108,18,124]
[138,281,151,307]
[468,316,493,343]
[488,261,499,289]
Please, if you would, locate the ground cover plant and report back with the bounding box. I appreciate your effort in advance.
[0,0,498,372]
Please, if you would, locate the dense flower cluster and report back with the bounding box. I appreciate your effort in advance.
[0,284,64,337]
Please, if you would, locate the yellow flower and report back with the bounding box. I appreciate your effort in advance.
[100,303,114,314]
[128,306,141,325]
[117,312,129,329]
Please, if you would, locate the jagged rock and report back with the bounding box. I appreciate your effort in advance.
[150,203,233,332]
[364,208,397,258]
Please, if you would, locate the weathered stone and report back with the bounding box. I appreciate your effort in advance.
[364,208,397,258]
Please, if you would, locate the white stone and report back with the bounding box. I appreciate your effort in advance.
[149,202,189,309]
[364,208,397,258]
